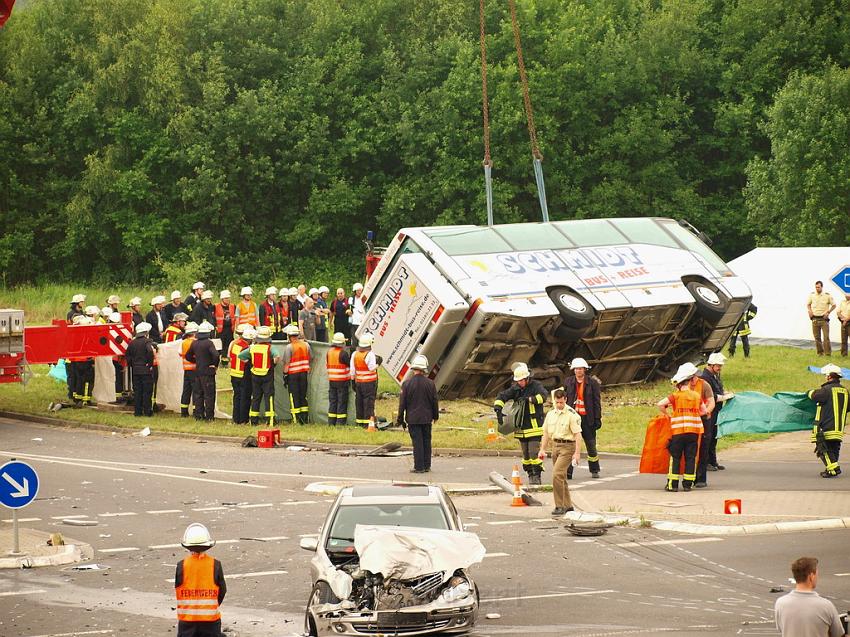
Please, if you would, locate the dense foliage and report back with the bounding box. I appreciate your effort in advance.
[1,0,848,286]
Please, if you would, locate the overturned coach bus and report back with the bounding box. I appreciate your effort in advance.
[357,218,751,399]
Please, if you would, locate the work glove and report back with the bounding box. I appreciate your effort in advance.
[495,409,503,426]
[375,355,383,365]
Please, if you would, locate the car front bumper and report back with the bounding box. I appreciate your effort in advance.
[314,600,477,636]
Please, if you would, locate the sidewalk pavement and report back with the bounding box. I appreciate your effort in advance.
[0,526,93,569]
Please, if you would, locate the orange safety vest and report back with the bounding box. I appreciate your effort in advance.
[175,553,220,623]
[249,342,272,376]
[285,340,310,374]
[163,325,183,343]
[236,300,257,327]
[214,303,232,333]
[575,381,586,415]
[181,337,197,371]
[326,347,350,382]
[228,338,248,378]
[353,350,377,383]
[690,377,708,408]
[669,389,704,435]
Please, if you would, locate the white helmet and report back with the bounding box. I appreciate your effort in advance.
[197,321,214,333]
[569,357,590,370]
[71,294,86,304]
[512,362,530,381]
[410,354,429,371]
[151,295,166,306]
[72,315,92,326]
[128,297,142,308]
[358,333,374,348]
[318,286,330,294]
[181,523,214,549]
[284,324,300,336]
[287,287,298,296]
[172,312,189,322]
[255,326,272,340]
[706,352,726,366]
[135,321,152,335]
[101,306,112,318]
[309,287,319,296]
[170,290,182,301]
[331,332,346,345]
[201,290,214,300]
[265,286,278,296]
[107,295,121,305]
[240,286,253,296]
[184,321,199,334]
[352,282,363,292]
[108,312,122,324]
[219,289,231,299]
[242,327,257,340]
[672,362,699,384]
[192,281,205,291]
[84,305,100,317]
[822,363,842,377]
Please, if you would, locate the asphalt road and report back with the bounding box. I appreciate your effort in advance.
[1,419,848,637]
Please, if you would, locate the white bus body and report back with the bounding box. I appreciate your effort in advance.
[359,218,751,399]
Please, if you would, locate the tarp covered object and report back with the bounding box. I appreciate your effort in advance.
[354,525,486,583]
[93,357,117,404]
[639,415,673,474]
[716,391,816,437]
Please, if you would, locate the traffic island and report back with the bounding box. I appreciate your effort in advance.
[0,527,93,569]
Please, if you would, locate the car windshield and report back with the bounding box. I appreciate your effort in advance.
[326,503,450,550]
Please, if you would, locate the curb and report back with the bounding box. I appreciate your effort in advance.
[0,542,93,569]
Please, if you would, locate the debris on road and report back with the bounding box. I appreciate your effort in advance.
[132,426,151,437]
[63,519,98,527]
[564,522,611,537]
[327,441,411,457]
[485,613,501,620]
[488,471,543,506]
[68,563,109,571]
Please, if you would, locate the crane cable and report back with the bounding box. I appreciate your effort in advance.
[479,0,551,224]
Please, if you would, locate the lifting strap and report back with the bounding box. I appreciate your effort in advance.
[479,0,494,226]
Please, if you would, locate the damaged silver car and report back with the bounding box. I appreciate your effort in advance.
[300,484,484,636]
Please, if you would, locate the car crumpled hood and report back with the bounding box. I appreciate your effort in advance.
[354,524,486,583]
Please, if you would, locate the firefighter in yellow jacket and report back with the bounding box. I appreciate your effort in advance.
[174,523,226,637]
[493,363,546,484]
[808,364,848,478]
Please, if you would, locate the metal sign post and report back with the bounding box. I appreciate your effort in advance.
[0,459,40,556]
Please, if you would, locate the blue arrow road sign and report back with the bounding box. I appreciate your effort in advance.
[0,461,39,509]
[831,266,850,294]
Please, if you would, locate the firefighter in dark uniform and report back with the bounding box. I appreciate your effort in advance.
[175,523,226,637]
[326,332,351,425]
[125,322,156,417]
[186,321,220,421]
[282,323,311,424]
[227,324,252,424]
[494,363,546,484]
[808,364,848,478]
[562,357,603,479]
[728,303,757,358]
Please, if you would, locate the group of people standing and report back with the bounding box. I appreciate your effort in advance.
[807,280,850,357]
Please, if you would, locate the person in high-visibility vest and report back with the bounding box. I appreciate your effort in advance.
[282,324,312,424]
[175,523,227,637]
[214,290,234,364]
[728,303,757,358]
[808,364,848,478]
[179,322,199,418]
[494,362,546,484]
[350,333,380,428]
[259,286,285,340]
[657,363,707,492]
[162,313,188,343]
[562,357,602,479]
[239,326,281,426]
[228,324,253,424]
[68,315,96,406]
[685,362,715,488]
[326,332,351,425]
[235,286,258,328]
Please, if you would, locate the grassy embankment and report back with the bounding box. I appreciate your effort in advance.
[0,285,828,453]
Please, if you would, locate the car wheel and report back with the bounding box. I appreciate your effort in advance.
[685,281,728,323]
[548,287,595,334]
[305,582,339,636]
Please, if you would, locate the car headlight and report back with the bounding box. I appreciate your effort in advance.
[440,576,472,603]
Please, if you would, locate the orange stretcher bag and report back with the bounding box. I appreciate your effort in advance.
[639,415,673,474]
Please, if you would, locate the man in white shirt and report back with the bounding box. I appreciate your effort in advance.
[349,282,365,338]
[775,556,846,637]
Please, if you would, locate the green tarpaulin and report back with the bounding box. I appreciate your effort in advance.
[716,391,816,437]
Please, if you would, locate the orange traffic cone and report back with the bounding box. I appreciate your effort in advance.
[366,417,377,432]
[486,422,498,443]
[510,487,527,507]
[511,464,523,489]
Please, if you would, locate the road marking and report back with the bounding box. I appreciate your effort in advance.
[21,632,113,637]
[2,517,40,523]
[99,547,140,553]
[615,537,723,548]
[0,589,46,597]
[146,509,183,514]
[98,512,137,517]
[254,535,290,541]
[149,536,288,550]
[463,522,479,528]
[228,570,289,579]
[51,515,89,520]
[192,506,228,512]
[835,573,850,577]
[0,452,268,489]
[237,503,274,509]
[483,552,510,558]
[481,589,615,603]
[487,520,525,526]
[280,500,318,506]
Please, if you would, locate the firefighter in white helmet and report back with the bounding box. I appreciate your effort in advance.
[326,332,351,425]
[67,294,86,324]
[214,290,234,365]
[186,282,205,315]
[175,523,227,637]
[561,357,603,479]
[179,322,199,418]
[494,362,547,484]
[68,313,96,407]
[234,286,257,328]
[190,290,216,328]
[657,363,708,491]
[106,294,121,314]
[350,333,381,428]
[282,324,311,424]
[259,286,285,339]
[699,353,731,475]
[238,325,281,426]
[808,363,848,478]
[349,282,365,337]
[165,290,189,324]
[125,322,157,417]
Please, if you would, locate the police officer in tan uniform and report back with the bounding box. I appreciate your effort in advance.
[807,281,836,356]
[837,293,850,357]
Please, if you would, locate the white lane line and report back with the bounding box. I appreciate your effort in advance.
[21,631,113,637]
[835,573,850,577]
[192,506,228,512]
[0,452,267,490]
[98,512,137,518]
[0,589,47,597]
[0,450,371,483]
[531,518,555,522]
[615,538,723,548]
[280,500,318,506]
[237,503,274,509]
[2,517,40,523]
[146,509,182,514]
[483,552,510,558]
[99,547,140,553]
[51,515,89,520]
[256,535,290,541]
[597,477,620,482]
[149,536,287,550]
[299,533,318,538]
[487,520,526,526]
[615,472,637,478]
[481,589,615,603]
[464,523,479,528]
[228,570,288,579]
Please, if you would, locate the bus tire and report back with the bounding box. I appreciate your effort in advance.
[548,287,596,333]
[685,281,728,323]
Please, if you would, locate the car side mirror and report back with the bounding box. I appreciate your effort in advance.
[300,537,318,552]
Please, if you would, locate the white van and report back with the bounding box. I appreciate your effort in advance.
[358,218,751,399]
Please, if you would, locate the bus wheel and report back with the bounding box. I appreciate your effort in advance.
[685,281,728,323]
[548,287,596,333]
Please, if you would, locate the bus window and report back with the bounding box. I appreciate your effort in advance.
[659,220,730,274]
[493,223,575,250]
[553,219,628,247]
[613,218,679,248]
[424,227,513,256]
